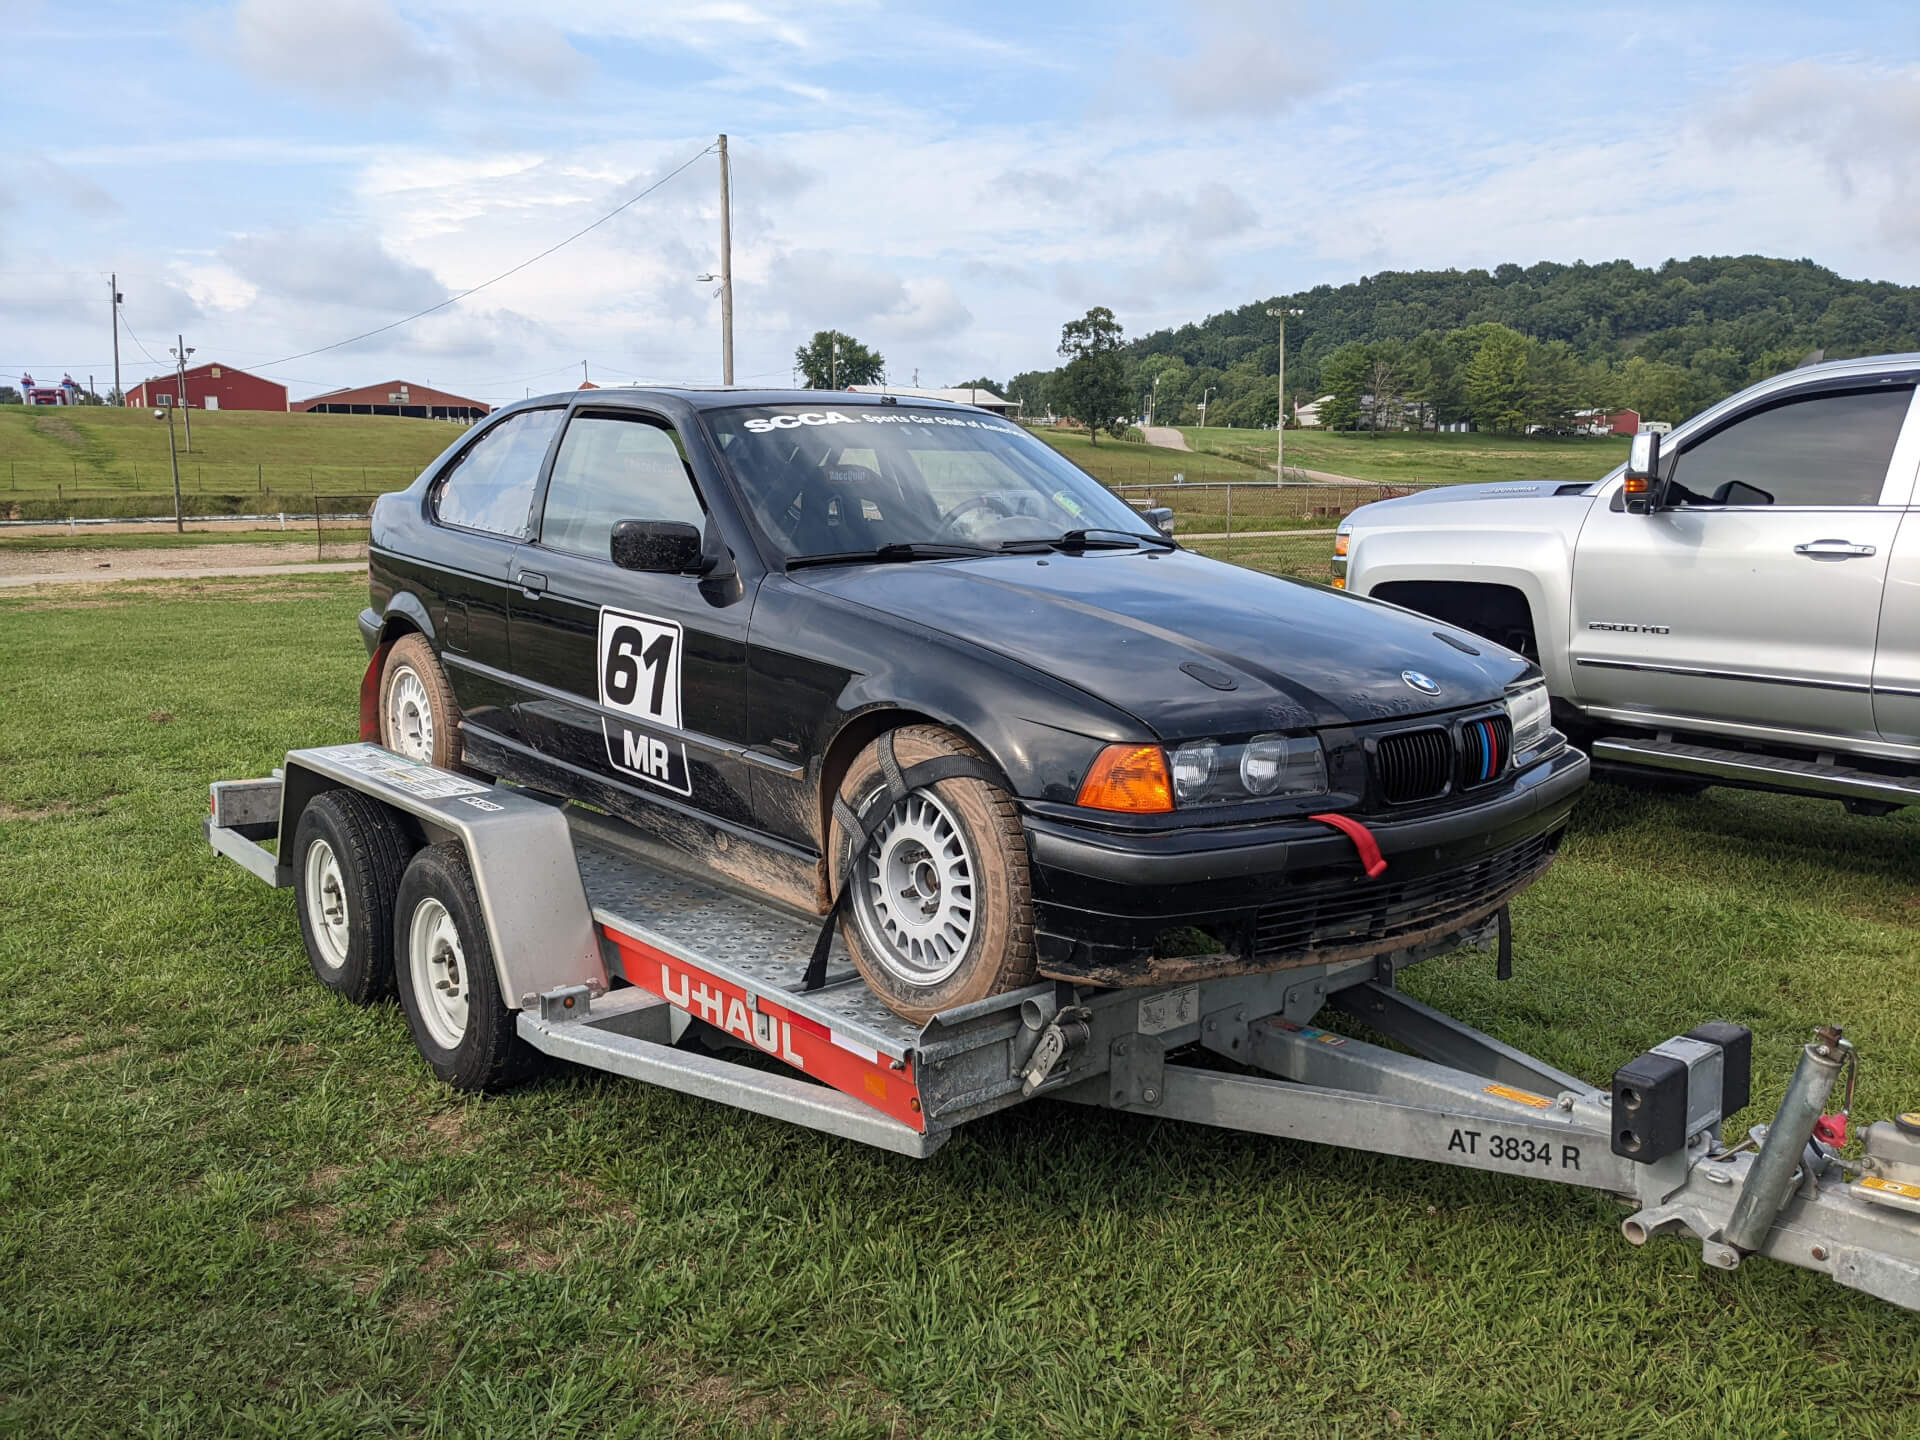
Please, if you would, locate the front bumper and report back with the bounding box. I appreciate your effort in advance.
[357,606,383,658]
[1023,744,1589,985]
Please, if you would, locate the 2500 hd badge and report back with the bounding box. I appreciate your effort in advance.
[360,387,1588,1023]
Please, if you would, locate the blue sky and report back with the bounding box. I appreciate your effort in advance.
[4,0,1919,405]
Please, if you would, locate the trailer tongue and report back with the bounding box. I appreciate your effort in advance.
[210,744,1920,1313]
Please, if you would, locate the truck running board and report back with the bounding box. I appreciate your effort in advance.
[1593,735,1920,808]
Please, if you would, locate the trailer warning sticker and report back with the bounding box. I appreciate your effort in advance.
[1482,1083,1554,1110]
[329,745,492,800]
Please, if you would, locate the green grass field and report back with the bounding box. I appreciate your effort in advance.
[1183,427,1630,487]
[5,571,1919,1436]
[0,406,460,511]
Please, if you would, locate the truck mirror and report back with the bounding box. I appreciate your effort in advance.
[1143,505,1176,536]
[611,519,713,574]
[1623,432,1661,514]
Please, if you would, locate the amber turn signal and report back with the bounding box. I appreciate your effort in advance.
[1077,743,1175,813]
[1623,475,1650,495]
[1333,533,1349,557]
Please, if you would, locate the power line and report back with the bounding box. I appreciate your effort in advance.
[257,142,718,369]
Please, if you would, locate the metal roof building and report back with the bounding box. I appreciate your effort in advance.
[845,383,1015,413]
[127,362,287,412]
[294,381,490,421]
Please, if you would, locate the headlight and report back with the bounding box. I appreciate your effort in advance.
[1240,734,1328,796]
[1169,741,1218,803]
[1504,683,1554,758]
[1167,734,1327,805]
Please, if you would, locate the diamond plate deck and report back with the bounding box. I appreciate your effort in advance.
[569,821,925,1059]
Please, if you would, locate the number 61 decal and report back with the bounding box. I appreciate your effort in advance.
[598,607,682,729]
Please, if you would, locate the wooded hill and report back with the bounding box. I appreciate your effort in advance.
[1002,256,1920,433]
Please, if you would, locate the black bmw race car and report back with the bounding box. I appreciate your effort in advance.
[359,388,1588,1022]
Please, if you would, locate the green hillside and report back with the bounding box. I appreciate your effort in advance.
[1005,255,1920,433]
[0,406,462,501]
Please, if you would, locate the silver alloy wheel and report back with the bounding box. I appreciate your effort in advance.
[303,837,350,971]
[407,896,470,1050]
[851,788,977,986]
[386,665,435,761]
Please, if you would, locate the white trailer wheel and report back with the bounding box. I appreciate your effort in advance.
[406,896,471,1051]
[302,838,352,972]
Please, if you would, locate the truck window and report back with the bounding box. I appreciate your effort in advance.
[1670,386,1912,508]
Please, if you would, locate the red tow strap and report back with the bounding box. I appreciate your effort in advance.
[1310,812,1388,879]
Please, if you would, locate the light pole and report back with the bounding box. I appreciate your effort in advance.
[1149,371,1163,427]
[1266,306,1303,483]
[170,336,195,452]
[831,336,841,391]
[1199,385,1216,429]
[155,406,183,533]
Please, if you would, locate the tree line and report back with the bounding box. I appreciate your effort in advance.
[995,255,1920,432]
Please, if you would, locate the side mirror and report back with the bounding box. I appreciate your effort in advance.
[1143,505,1176,536]
[1623,431,1661,514]
[610,519,712,574]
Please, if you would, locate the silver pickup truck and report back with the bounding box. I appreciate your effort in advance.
[1335,354,1920,813]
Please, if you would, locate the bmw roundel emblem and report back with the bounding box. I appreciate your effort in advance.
[1401,670,1441,695]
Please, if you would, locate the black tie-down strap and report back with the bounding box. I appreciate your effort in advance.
[802,730,1008,991]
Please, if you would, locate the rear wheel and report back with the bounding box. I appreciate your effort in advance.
[379,633,463,769]
[830,726,1035,1024]
[392,843,536,1092]
[290,790,412,1004]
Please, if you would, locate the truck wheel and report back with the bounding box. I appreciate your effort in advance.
[393,843,536,1093]
[379,634,462,769]
[830,725,1036,1024]
[291,790,412,1004]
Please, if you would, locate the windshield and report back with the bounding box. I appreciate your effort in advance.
[705,404,1153,561]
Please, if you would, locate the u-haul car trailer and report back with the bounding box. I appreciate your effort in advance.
[208,743,1920,1313]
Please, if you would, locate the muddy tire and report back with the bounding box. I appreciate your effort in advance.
[830,725,1035,1024]
[291,789,413,1004]
[379,633,463,770]
[393,843,536,1093]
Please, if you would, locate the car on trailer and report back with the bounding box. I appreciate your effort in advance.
[357,386,1587,1028]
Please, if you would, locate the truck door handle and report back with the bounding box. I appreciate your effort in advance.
[516,570,548,596]
[1794,539,1877,559]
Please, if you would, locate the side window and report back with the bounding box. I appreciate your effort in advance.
[433,408,563,537]
[539,414,706,561]
[1671,386,1912,508]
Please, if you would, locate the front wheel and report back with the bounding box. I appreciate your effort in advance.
[393,843,536,1092]
[830,726,1036,1024]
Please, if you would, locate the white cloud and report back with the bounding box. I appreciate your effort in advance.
[221,227,446,312]
[1125,0,1334,119]
[1708,61,1920,245]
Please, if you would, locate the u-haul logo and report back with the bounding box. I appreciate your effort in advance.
[661,963,803,1068]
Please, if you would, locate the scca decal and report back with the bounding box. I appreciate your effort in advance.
[742,412,862,434]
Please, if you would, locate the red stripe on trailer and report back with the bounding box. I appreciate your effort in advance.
[597,922,926,1133]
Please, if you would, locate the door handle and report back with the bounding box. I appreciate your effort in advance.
[516,570,548,596]
[1794,539,1877,559]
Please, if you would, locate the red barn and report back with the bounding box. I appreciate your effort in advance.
[127,362,287,412]
[294,380,489,422]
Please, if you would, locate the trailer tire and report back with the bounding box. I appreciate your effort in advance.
[291,789,411,1005]
[393,843,536,1093]
[379,634,464,770]
[830,725,1036,1025]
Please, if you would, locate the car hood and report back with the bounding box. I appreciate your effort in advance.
[1352,478,1603,511]
[792,548,1532,738]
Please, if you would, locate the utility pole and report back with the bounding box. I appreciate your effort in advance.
[1266,306,1302,484]
[159,403,183,533]
[717,134,735,385]
[171,334,195,452]
[831,336,840,391]
[109,274,122,405]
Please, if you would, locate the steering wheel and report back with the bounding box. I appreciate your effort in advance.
[939,493,1017,539]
